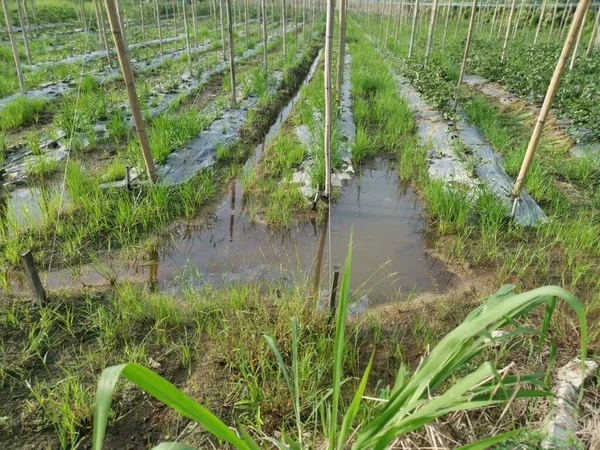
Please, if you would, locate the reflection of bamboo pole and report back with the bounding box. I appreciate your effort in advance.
[312,217,328,298]
[424,0,438,66]
[336,0,347,99]
[226,0,237,107]
[569,0,589,68]
[2,0,26,92]
[501,0,516,61]
[104,0,157,183]
[458,0,477,85]
[408,0,419,57]
[511,0,590,204]
[324,0,334,197]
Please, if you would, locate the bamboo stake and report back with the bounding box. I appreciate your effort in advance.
[501,0,516,60]
[442,0,451,46]
[302,0,306,40]
[16,0,32,64]
[559,1,573,38]
[533,0,547,44]
[262,0,268,75]
[244,0,248,49]
[511,0,590,206]
[226,0,237,107]
[378,0,385,41]
[22,0,31,37]
[496,0,508,38]
[182,0,192,66]
[2,0,26,92]
[30,0,37,25]
[424,0,438,65]
[171,0,178,36]
[219,0,226,60]
[586,6,599,54]
[385,0,392,46]
[490,0,500,36]
[547,0,559,39]
[154,0,163,53]
[569,0,589,68]
[212,0,218,30]
[324,0,334,197]
[103,0,157,183]
[454,0,464,36]
[394,0,403,50]
[513,0,524,37]
[458,0,477,85]
[282,0,287,60]
[336,0,347,99]
[293,0,297,47]
[408,0,419,56]
[139,0,146,40]
[193,0,198,45]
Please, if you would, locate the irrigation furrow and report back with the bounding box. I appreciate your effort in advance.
[365,31,546,226]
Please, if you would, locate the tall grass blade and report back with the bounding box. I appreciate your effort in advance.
[454,430,519,449]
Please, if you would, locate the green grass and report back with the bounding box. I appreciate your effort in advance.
[0,96,46,131]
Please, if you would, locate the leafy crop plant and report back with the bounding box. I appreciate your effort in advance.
[92,238,587,450]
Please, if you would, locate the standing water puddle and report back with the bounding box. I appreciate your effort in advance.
[8,51,454,304]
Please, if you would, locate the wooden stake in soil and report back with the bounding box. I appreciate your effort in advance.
[153,0,163,53]
[1,0,26,93]
[424,0,439,66]
[336,0,347,99]
[511,0,591,206]
[324,0,335,197]
[458,0,477,85]
[569,0,589,68]
[104,0,158,183]
[20,251,46,307]
[408,0,419,57]
[226,0,237,107]
[501,0,516,61]
[587,6,600,54]
[16,0,32,64]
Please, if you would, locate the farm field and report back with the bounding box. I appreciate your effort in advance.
[1,0,599,448]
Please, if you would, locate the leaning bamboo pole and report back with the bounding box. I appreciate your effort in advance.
[219,0,227,60]
[408,0,419,57]
[513,0,525,36]
[2,0,26,92]
[568,0,589,68]
[496,0,509,38]
[547,0,559,39]
[559,1,573,38]
[336,0,347,99]
[490,0,500,36]
[282,0,287,60]
[244,0,249,49]
[226,0,237,107]
[192,0,198,46]
[501,0,516,60]
[103,0,157,183]
[172,0,178,36]
[458,0,477,85]
[394,0,403,50]
[511,0,590,207]
[16,0,32,64]
[153,0,163,53]
[139,0,145,40]
[454,0,464,35]
[324,0,334,197]
[424,0,438,66]
[533,0,548,45]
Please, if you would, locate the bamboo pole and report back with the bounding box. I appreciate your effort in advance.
[496,0,508,38]
[262,0,268,75]
[282,0,287,60]
[559,1,573,38]
[501,0,516,60]
[408,0,419,56]
[212,0,217,30]
[172,0,178,36]
[336,0,347,99]
[569,0,589,68]
[513,0,524,36]
[454,0,464,36]
[324,0,334,197]
[226,0,237,107]
[244,0,249,49]
[547,0,559,39]
[442,0,451,46]
[103,0,157,183]
[394,0,403,50]
[458,0,477,85]
[586,6,599,54]
[424,0,438,65]
[490,0,500,36]
[219,0,226,60]
[16,0,32,64]
[192,0,198,45]
[384,0,392,46]
[511,0,590,206]
[302,0,306,40]
[154,0,163,53]
[2,0,26,92]
[293,0,297,47]
[139,0,146,40]
[182,0,192,66]
[533,0,547,44]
